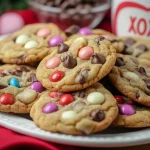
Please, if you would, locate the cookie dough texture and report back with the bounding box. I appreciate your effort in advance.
[114,107,150,127]
[36,36,116,92]
[0,23,67,64]
[111,36,150,54]
[0,65,41,113]
[68,29,116,40]
[30,83,118,135]
[108,54,150,106]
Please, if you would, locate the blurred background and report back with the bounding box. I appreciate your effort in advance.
[0,0,110,35]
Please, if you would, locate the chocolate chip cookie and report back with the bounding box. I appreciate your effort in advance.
[113,95,150,127]
[0,23,67,64]
[30,83,118,135]
[108,54,150,106]
[0,65,45,113]
[65,25,116,39]
[36,36,116,92]
[111,36,150,54]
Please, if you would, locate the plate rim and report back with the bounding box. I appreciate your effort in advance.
[0,112,150,148]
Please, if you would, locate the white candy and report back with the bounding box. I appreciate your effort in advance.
[87,92,105,104]
[16,35,29,44]
[61,110,77,120]
[123,71,140,82]
[17,89,38,104]
[24,40,38,49]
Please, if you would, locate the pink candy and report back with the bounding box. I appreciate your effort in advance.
[42,103,58,113]
[0,12,24,34]
[37,28,51,37]
[79,27,92,35]
[49,36,63,47]
[31,82,45,93]
[119,104,135,116]
[78,46,94,60]
[46,57,61,69]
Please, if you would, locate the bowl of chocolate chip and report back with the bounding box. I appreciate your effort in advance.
[27,0,110,29]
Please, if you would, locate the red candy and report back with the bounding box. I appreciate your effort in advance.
[0,94,15,105]
[128,99,134,105]
[59,94,74,106]
[114,95,124,104]
[49,92,63,98]
[49,71,64,82]
[0,70,3,73]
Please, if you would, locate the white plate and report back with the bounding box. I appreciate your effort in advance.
[0,35,150,148]
[0,112,150,147]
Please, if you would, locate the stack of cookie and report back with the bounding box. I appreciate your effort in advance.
[0,23,150,135]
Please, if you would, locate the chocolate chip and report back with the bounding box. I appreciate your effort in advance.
[16,55,26,64]
[28,73,38,83]
[109,39,118,43]
[135,67,147,76]
[0,72,7,77]
[90,110,105,122]
[136,92,140,98]
[91,53,106,64]
[62,55,77,69]
[144,80,150,90]
[115,57,125,66]
[65,25,80,36]
[124,38,135,47]
[0,84,7,89]
[58,43,69,53]
[136,44,147,52]
[94,37,105,44]
[145,91,150,96]
[10,71,21,76]
[78,74,86,84]
[73,91,85,98]
[16,66,30,72]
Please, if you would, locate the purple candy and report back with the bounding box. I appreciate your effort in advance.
[31,81,45,93]
[49,36,63,47]
[42,103,58,113]
[119,104,135,116]
[79,27,92,35]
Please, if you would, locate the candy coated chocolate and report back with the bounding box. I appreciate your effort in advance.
[119,104,135,116]
[0,93,15,105]
[49,92,63,98]
[49,36,63,47]
[114,95,124,104]
[78,46,94,60]
[61,110,77,120]
[16,35,29,44]
[79,27,92,35]
[87,92,105,104]
[31,81,45,93]
[42,102,58,113]
[0,12,24,34]
[49,71,65,82]
[24,40,38,49]
[37,28,51,37]
[9,77,20,88]
[59,94,74,105]
[46,57,61,69]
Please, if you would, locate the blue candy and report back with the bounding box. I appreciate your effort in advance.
[9,78,20,88]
